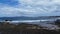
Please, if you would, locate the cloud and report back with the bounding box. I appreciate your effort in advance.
[0,3,21,17]
[0,3,39,17]
[18,0,60,16]
[0,0,60,17]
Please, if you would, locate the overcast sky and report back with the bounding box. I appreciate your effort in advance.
[0,0,60,17]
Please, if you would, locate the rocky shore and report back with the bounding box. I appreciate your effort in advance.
[0,20,60,34]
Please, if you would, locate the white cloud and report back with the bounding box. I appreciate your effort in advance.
[0,0,60,17]
[0,4,21,17]
[18,0,60,16]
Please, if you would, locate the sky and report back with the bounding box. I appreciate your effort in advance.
[0,0,60,17]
